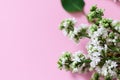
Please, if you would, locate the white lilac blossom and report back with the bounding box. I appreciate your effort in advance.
[71,51,86,73]
[111,20,120,33]
[60,18,89,42]
[59,18,76,36]
[57,51,90,73]
[57,52,72,70]
[57,5,120,80]
[96,60,117,77]
[70,24,89,43]
[87,26,109,68]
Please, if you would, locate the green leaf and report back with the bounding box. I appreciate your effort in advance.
[61,0,85,12]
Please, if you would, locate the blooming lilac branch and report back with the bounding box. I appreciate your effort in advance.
[57,5,120,80]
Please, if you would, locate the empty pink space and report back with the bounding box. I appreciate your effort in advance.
[0,0,120,80]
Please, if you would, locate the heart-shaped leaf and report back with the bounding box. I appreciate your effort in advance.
[61,0,85,12]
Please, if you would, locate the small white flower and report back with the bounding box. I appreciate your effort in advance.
[62,29,68,36]
[65,18,77,24]
[61,58,66,64]
[74,27,79,34]
[72,68,79,73]
[72,51,84,62]
[63,21,69,28]
[112,20,118,25]
[96,60,117,77]
[68,31,73,37]
[69,18,77,24]
[101,66,108,76]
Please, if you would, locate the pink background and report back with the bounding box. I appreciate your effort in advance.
[0,0,120,80]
